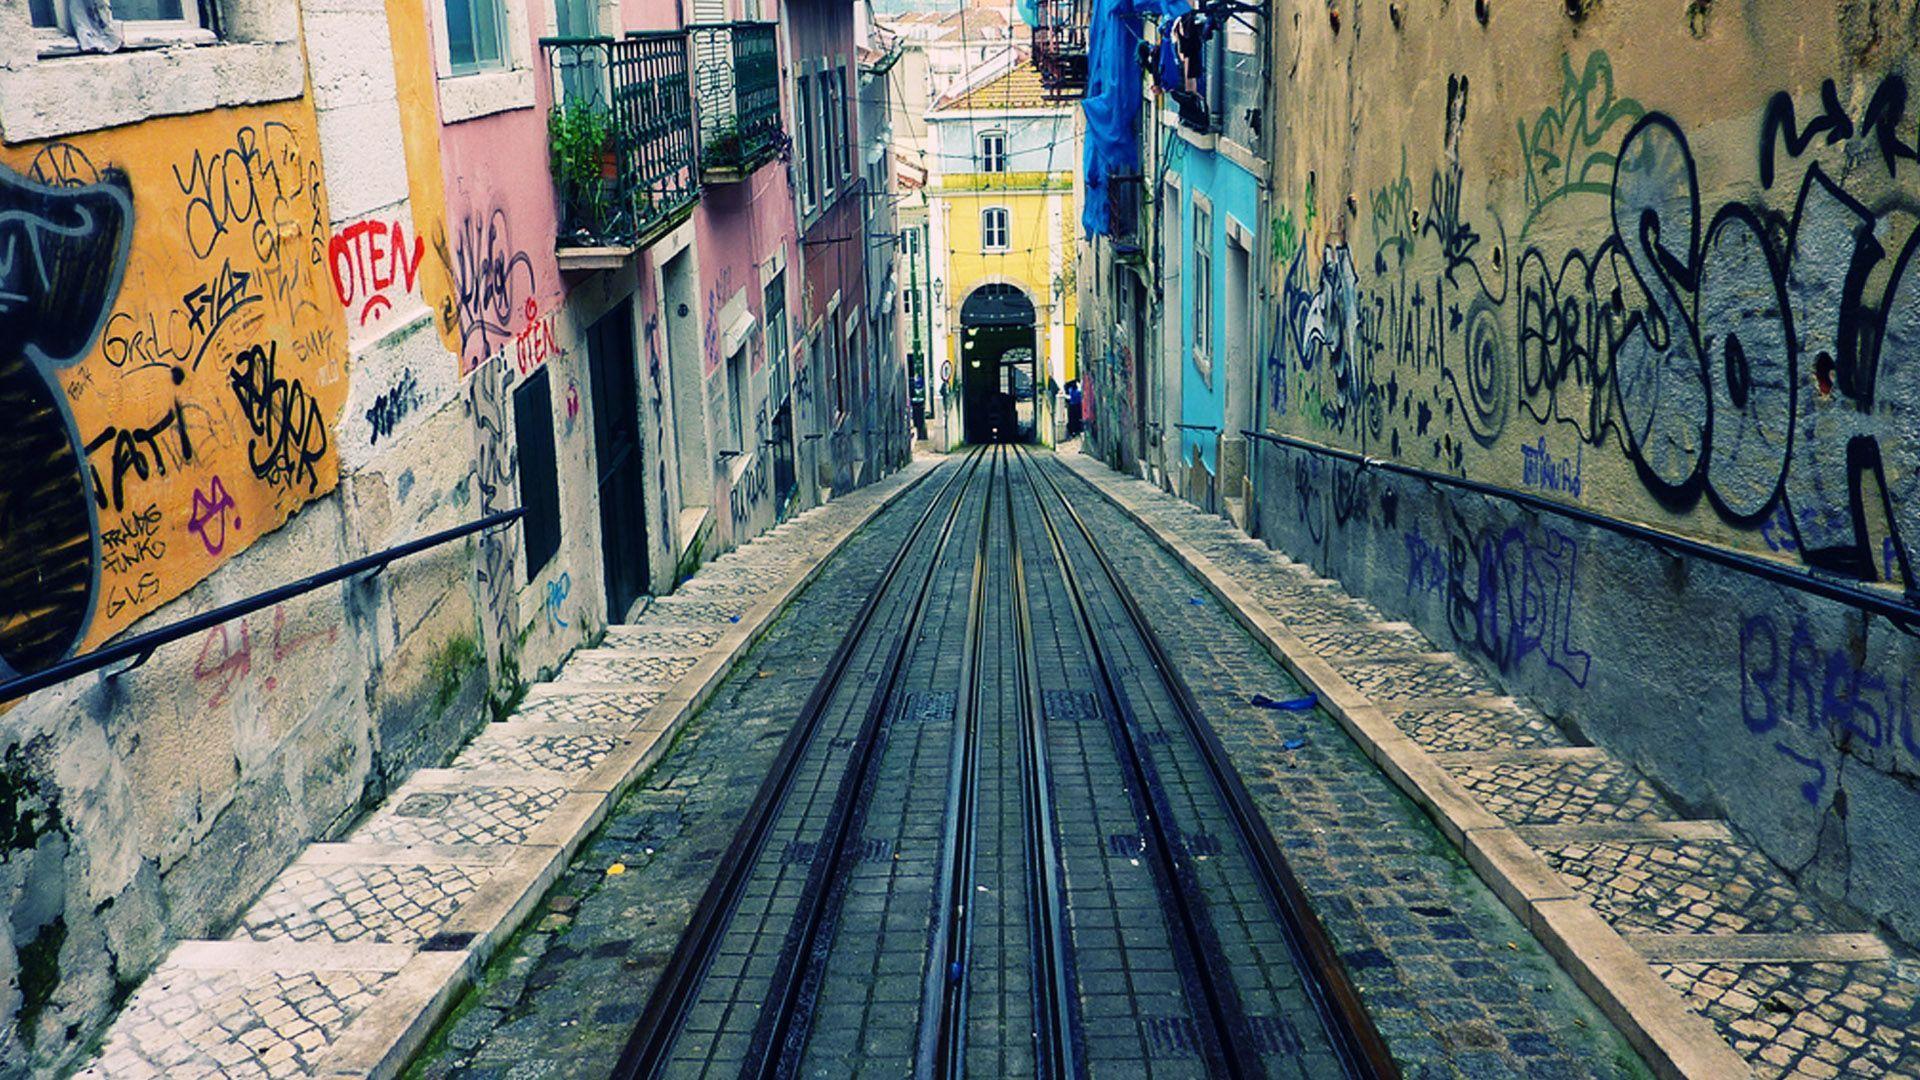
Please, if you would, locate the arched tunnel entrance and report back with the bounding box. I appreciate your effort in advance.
[959,282,1038,444]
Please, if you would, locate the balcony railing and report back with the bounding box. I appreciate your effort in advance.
[541,32,700,255]
[689,21,781,180]
[1032,0,1088,96]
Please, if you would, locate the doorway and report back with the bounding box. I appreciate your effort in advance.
[958,282,1037,444]
[587,300,650,622]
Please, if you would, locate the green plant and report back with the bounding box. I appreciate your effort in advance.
[549,101,616,193]
[705,119,746,165]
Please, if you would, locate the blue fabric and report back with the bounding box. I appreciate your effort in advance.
[1081,0,1188,237]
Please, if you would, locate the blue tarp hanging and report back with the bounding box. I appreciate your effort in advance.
[1081,0,1189,237]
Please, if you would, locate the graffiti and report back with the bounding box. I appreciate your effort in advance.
[365,369,422,446]
[172,122,326,321]
[229,341,328,492]
[0,162,132,676]
[467,355,521,666]
[563,378,581,437]
[728,453,770,527]
[448,207,536,377]
[329,217,425,326]
[1516,104,1920,591]
[1739,613,1916,805]
[1404,516,1594,688]
[105,570,161,618]
[544,571,571,632]
[84,399,197,512]
[187,475,240,555]
[99,503,165,573]
[512,299,559,376]
[192,604,340,709]
[644,312,673,549]
[1519,437,1582,497]
[1516,51,1645,239]
[103,259,264,376]
[703,268,732,378]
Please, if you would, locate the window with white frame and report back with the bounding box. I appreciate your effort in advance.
[764,271,789,404]
[837,64,853,178]
[726,344,747,452]
[443,0,506,73]
[1192,202,1213,373]
[978,130,1007,173]
[797,76,818,209]
[818,71,839,200]
[31,0,210,48]
[981,207,1010,252]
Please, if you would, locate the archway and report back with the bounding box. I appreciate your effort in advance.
[958,282,1038,444]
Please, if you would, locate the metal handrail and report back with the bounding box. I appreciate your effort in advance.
[0,509,525,705]
[1241,428,1920,629]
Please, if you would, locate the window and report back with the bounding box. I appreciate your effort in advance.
[1192,202,1213,373]
[444,0,506,73]
[837,65,853,178]
[31,0,207,44]
[904,287,918,316]
[818,71,839,200]
[726,345,746,453]
[797,77,818,209]
[764,272,789,405]
[982,207,1010,251]
[978,131,1007,173]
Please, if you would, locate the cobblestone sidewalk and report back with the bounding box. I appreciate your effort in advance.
[75,459,936,1080]
[1059,450,1920,1080]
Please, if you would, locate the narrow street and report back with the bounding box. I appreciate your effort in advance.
[397,448,1646,1080]
[9,0,1920,1075]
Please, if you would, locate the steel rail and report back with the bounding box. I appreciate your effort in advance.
[1013,447,1257,1078]
[1005,447,1082,1080]
[919,444,1000,1078]
[0,508,524,705]
[1032,448,1400,1079]
[1240,428,1920,631]
[612,449,977,1080]
[747,447,998,1078]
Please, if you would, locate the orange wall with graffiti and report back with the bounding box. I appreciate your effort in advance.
[0,102,348,676]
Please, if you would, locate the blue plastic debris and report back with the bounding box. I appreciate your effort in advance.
[1189,596,1205,605]
[948,961,964,983]
[1281,737,1308,751]
[1251,693,1317,711]
[728,614,741,623]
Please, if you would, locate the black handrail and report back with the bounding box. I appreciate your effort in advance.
[0,509,525,705]
[1241,428,1920,629]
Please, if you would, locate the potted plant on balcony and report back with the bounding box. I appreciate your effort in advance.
[705,118,746,171]
[549,100,617,238]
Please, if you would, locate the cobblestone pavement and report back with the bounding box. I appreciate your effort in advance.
[76,459,936,1080]
[1057,449,1920,1080]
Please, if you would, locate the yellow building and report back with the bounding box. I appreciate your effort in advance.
[926,59,1079,446]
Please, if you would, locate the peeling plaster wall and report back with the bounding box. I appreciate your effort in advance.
[1250,0,1920,948]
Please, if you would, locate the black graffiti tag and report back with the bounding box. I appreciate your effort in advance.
[228,341,328,492]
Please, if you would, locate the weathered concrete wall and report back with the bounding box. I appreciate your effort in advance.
[1253,0,1920,948]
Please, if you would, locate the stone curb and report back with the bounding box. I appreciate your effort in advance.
[309,457,943,1079]
[1054,453,1751,1080]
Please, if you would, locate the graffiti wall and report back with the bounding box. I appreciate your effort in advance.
[1252,0,1920,948]
[0,106,346,681]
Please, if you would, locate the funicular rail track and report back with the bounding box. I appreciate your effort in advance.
[1016,447,1397,1079]
[615,446,1395,1080]
[613,447,989,1080]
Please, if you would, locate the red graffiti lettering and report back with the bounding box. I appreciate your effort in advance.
[513,297,560,375]
[328,218,425,326]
